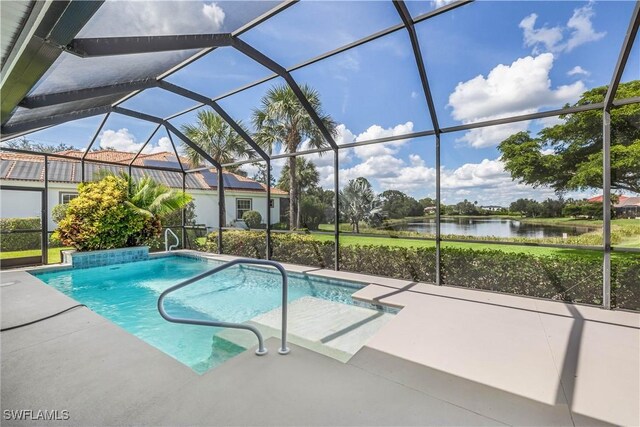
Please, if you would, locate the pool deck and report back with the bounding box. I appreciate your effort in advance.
[1,251,639,426]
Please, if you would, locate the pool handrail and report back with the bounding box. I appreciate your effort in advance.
[157,258,289,356]
[164,228,179,251]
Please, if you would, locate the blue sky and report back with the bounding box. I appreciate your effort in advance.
[11,0,639,205]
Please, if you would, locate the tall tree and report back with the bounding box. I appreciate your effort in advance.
[2,137,75,153]
[499,80,640,194]
[277,158,321,227]
[339,177,379,233]
[276,157,320,193]
[181,110,254,226]
[252,84,337,229]
[250,162,275,187]
[380,190,423,219]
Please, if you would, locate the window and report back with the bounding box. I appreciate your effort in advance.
[269,199,274,208]
[59,192,78,204]
[236,198,252,220]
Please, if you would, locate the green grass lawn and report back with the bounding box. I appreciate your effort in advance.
[310,233,638,260]
[0,247,71,264]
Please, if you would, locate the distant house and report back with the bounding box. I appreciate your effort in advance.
[480,205,504,212]
[0,150,288,230]
[423,206,436,214]
[587,194,640,219]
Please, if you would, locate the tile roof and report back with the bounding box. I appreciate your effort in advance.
[0,150,287,195]
[617,197,640,207]
[587,194,639,207]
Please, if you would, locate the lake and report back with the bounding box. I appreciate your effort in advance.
[388,217,596,239]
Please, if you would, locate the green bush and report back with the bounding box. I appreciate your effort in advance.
[54,176,147,251]
[0,217,41,251]
[51,204,69,224]
[242,210,262,229]
[199,231,639,310]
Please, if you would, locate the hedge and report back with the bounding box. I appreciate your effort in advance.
[200,231,640,311]
[0,217,42,251]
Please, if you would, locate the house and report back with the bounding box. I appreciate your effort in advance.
[423,206,436,214]
[480,205,504,212]
[587,194,640,219]
[0,150,288,230]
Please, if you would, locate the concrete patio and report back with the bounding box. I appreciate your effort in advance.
[1,255,639,426]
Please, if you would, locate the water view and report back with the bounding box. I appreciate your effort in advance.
[389,217,596,239]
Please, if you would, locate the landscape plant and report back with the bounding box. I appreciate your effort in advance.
[181,109,253,227]
[200,230,639,310]
[242,210,262,229]
[253,84,337,229]
[54,175,192,251]
[499,80,640,194]
[339,177,380,233]
[0,217,41,251]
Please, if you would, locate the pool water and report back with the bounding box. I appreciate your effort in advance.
[33,256,371,373]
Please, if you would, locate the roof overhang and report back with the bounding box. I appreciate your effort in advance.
[0,0,104,126]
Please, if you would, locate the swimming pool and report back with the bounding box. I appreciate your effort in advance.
[32,255,379,373]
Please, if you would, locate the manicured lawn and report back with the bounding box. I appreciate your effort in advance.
[310,233,639,260]
[0,247,71,264]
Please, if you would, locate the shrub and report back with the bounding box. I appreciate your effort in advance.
[0,217,41,251]
[198,231,639,310]
[54,176,146,251]
[242,210,262,229]
[51,204,68,223]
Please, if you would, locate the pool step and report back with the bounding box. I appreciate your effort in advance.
[216,297,394,362]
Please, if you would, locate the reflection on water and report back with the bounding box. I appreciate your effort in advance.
[389,217,595,239]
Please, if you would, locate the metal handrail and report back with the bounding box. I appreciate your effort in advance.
[157,258,289,356]
[164,228,179,251]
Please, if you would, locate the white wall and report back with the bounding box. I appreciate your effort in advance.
[0,180,285,232]
[222,193,281,226]
[191,190,219,229]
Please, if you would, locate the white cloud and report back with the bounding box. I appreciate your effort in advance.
[99,128,142,152]
[353,122,414,158]
[564,4,606,51]
[448,53,584,147]
[567,65,590,76]
[519,4,605,54]
[519,14,564,54]
[202,3,225,29]
[310,122,414,188]
[241,162,261,179]
[456,120,532,149]
[378,162,437,194]
[335,154,546,202]
[98,131,185,156]
[80,1,226,37]
[143,136,183,155]
[335,124,356,146]
[433,0,456,8]
[440,158,551,205]
[340,154,405,184]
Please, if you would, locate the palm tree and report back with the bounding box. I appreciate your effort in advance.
[126,174,193,246]
[96,171,193,245]
[252,84,337,229]
[277,158,321,228]
[276,157,320,193]
[339,177,379,233]
[126,175,192,219]
[181,110,254,226]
